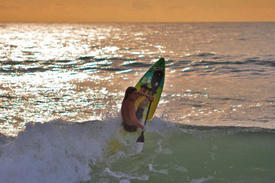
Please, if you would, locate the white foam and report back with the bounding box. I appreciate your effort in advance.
[0,118,123,183]
[190,176,214,183]
[148,164,168,175]
[104,167,149,181]
[0,117,177,183]
[156,139,172,154]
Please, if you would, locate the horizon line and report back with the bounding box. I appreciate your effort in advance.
[1,20,275,24]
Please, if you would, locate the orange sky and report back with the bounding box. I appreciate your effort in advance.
[0,0,275,22]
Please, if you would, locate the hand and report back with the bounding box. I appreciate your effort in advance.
[147,95,154,102]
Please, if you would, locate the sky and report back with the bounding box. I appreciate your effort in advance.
[0,0,275,22]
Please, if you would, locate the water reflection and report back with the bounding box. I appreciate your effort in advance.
[1,23,274,136]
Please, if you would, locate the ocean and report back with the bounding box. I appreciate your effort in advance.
[0,22,274,182]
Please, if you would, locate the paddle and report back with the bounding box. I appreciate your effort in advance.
[136,64,164,153]
[136,101,152,154]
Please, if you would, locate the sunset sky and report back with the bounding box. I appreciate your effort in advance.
[0,0,275,22]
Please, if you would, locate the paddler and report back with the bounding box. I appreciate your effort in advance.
[121,86,153,132]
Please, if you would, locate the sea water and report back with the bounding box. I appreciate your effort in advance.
[0,23,274,182]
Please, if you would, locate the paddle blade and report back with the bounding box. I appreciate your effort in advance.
[136,132,145,153]
[136,142,144,154]
[136,132,144,143]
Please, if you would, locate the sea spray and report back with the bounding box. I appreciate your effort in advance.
[0,118,120,183]
[0,118,275,183]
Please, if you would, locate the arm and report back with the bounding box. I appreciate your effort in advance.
[138,91,154,102]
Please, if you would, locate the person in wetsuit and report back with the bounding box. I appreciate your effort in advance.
[121,87,153,132]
